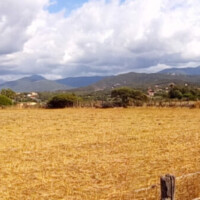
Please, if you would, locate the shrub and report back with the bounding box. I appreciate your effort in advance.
[169,88,183,99]
[101,101,114,108]
[0,95,13,106]
[0,88,16,99]
[183,93,197,101]
[47,94,78,108]
[111,87,148,107]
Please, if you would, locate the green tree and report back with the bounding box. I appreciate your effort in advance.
[111,87,132,107]
[168,87,183,99]
[111,87,148,107]
[0,95,13,106]
[47,93,80,108]
[168,86,200,100]
[130,90,148,101]
[0,88,16,100]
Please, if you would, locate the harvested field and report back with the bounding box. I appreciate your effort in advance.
[0,108,200,199]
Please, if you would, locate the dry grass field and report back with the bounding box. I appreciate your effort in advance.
[0,108,200,200]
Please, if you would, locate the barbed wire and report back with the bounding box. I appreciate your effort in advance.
[134,184,159,193]
[176,171,200,180]
[132,171,200,194]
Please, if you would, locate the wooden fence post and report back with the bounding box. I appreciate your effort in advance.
[160,174,175,200]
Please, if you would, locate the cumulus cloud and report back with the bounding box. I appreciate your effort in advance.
[0,0,49,54]
[1,0,200,80]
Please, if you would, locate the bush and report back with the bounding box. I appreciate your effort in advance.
[168,86,200,100]
[0,95,13,106]
[111,87,148,107]
[47,94,78,108]
[101,101,114,108]
[169,89,183,99]
[0,88,16,99]
[183,93,196,101]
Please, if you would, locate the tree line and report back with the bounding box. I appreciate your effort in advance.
[0,85,200,108]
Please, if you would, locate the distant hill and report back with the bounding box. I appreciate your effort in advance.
[77,72,200,92]
[56,76,106,88]
[159,66,200,75]
[0,75,72,92]
[1,72,200,93]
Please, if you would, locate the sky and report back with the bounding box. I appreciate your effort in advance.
[1,0,200,82]
[48,0,89,14]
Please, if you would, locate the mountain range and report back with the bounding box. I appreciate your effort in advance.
[56,76,106,88]
[0,66,200,92]
[159,66,200,75]
[79,72,200,92]
[0,75,71,92]
[0,75,106,92]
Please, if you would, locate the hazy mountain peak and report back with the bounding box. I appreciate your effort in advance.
[21,75,45,82]
[159,66,200,75]
[0,75,71,92]
[56,76,106,88]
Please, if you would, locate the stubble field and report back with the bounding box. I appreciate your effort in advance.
[0,108,200,200]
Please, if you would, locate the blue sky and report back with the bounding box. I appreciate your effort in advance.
[48,0,89,13]
[48,0,125,14]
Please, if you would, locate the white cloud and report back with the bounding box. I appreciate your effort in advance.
[0,0,49,54]
[1,0,200,79]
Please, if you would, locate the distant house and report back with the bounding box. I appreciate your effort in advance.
[16,102,38,108]
[27,102,37,106]
[147,89,155,97]
[113,83,121,87]
[27,92,39,100]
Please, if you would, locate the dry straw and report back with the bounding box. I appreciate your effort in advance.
[0,107,199,199]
